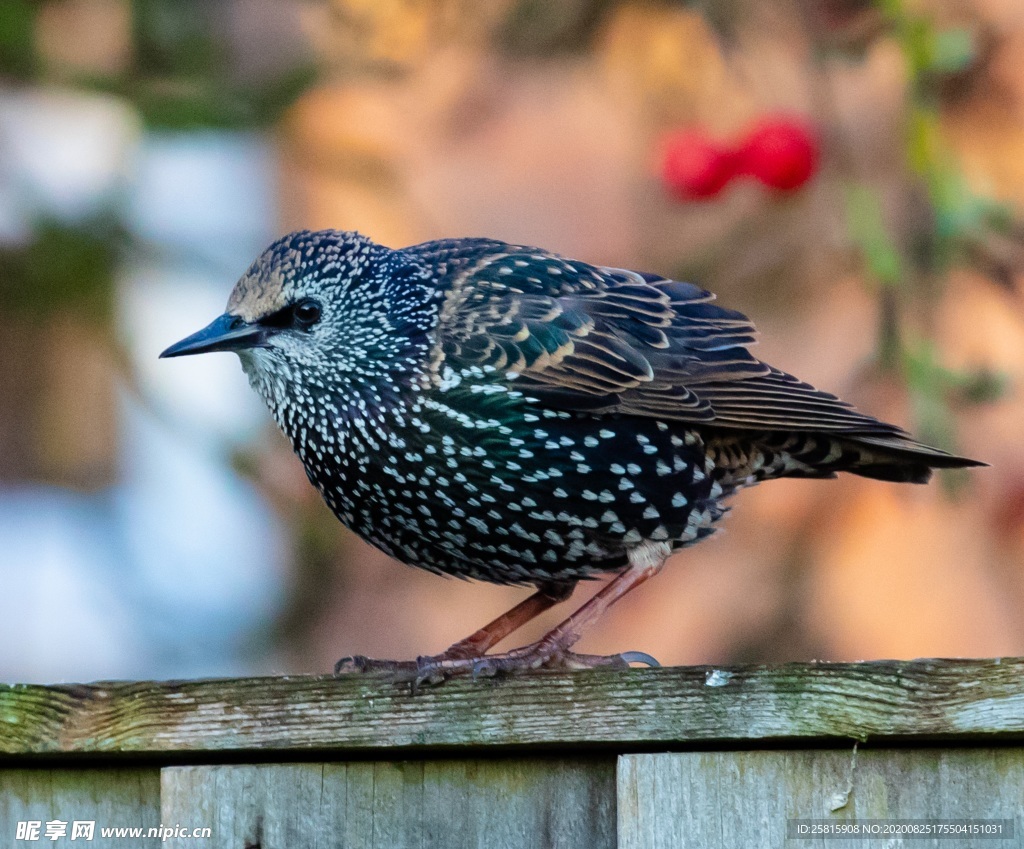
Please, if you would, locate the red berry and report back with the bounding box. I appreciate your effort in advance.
[661,130,737,200]
[736,118,819,192]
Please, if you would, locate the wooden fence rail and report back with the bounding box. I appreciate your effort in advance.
[1,659,1022,847]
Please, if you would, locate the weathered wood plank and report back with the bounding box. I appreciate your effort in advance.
[617,750,1024,849]
[160,759,616,849]
[0,768,160,847]
[2,659,1024,758]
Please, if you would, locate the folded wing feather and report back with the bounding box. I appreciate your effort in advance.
[438,247,918,442]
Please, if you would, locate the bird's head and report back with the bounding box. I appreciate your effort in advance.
[161,229,442,410]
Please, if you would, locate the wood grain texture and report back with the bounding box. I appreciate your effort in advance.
[617,750,1024,849]
[2,659,1024,758]
[0,768,160,848]
[161,759,616,849]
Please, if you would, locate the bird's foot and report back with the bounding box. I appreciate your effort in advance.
[334,646,658,690]
[332,640,489,678]
[411,644,659,689]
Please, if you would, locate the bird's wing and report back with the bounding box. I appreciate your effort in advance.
[432,244,907,437]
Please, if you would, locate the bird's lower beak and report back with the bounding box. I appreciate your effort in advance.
[159,313,267,358]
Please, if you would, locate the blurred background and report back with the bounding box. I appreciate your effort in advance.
[1,0,1022,684]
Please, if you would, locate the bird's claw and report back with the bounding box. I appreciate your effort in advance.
[333,654,367,674]
[618,650,661,667]
[411,655,451,690]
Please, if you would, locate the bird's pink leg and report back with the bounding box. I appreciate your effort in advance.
[336,543,669,686]
[415,542,670,683]
[334,583,574,675]
[439,582,576,659]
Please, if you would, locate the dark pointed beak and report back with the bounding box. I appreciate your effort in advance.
[160,313,267,358]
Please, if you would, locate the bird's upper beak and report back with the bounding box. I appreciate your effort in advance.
[159,313,267,358]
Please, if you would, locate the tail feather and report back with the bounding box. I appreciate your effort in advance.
[836,433,985,484]
[707,429,985,489]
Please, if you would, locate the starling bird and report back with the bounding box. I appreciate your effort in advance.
[161,230,983,683]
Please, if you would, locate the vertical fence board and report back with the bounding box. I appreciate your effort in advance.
[617,749,1024,849]
[0,768,160,848]
[161,758,616,849]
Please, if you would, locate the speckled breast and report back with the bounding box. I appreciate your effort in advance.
[296,394,729,586]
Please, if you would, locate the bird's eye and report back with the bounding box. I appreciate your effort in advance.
[293,299,322,329]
